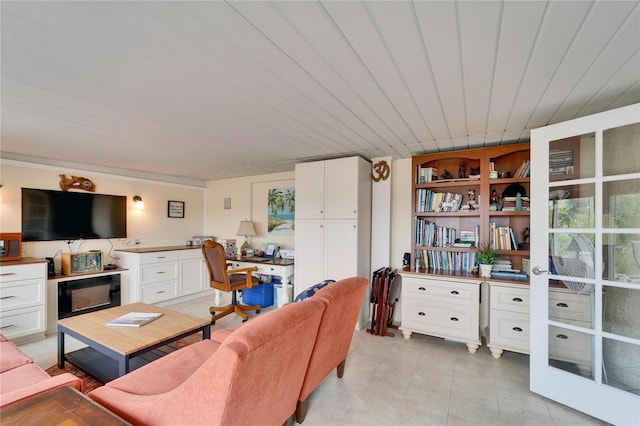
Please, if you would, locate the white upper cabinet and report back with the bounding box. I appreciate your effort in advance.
[296,157,369,220]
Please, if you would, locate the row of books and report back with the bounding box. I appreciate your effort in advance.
[417,166,438,183]
[513,160,531,178]
[414,219,458,247]
[416,189,464,212]
[415,250,477,272]
[489,222,519,250]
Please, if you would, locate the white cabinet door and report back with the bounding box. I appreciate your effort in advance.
[294,220,326,292]
[530,102,640,425]
[325,220,358,280]
[295,161,325,219]
[180,258,205,296]
[324,157,361,219]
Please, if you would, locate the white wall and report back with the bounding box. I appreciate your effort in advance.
[2,158,413,278]
[0,160,206,270]
[205,171,295,253]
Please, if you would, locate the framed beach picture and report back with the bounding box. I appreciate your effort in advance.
[267,187,295,235]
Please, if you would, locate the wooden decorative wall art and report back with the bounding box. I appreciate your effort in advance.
[372,160,390,182]
[59,174,96,192]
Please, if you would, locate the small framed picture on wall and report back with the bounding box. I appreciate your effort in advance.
[168,200,185,218]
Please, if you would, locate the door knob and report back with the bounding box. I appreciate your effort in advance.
[532,266,549,275]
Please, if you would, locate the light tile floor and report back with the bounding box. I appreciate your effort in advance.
[18,295,607,426]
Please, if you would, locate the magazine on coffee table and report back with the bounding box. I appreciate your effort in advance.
[107,312,162,327]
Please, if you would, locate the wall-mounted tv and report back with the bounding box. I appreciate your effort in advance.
[22,188,127,241]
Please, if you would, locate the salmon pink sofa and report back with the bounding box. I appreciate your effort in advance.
[0,334,81,408]
[294,276,368,423]
[88,297,326,425]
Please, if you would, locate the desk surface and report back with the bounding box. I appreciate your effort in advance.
[229,257,294,266]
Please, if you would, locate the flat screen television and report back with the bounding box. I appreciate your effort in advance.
[21,188,127,241]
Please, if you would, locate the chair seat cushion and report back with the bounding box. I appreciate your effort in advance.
[294,280,335,302]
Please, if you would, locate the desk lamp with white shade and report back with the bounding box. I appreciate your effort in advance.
[236,220,256,257]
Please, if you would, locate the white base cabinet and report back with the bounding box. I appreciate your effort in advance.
[488,282,592,371]
[115,246,212,306]
[487,283,530,358]
[399,274,481,354]
[0,260,47,342]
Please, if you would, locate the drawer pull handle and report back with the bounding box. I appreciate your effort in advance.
[418,287,426,291]
[0,273,16,276]
[0,324,15,329]
[556,334,568,340]
[512,327,523,332]
[157,256,166,259]
[556,302,568,308]
[156,290,165,294]
[0,295,16,299]
[418,312,426,316]
[450,317,459,322]
[450,290,459,295]
[157,271,166,274]
[512,297,523,302]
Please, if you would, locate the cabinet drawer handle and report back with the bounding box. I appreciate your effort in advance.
[418,287,426,291]
[450,317,459,322]
[418,312,426,316]
[156,290,165,294]
[450,290,459,295]
[0,295,16,300]
[0,324,15,329]
[556,334,568,340]
[157,271,166,274]
[0,273,16,276]
[157,256,166,259]
[512,297,523,302]
[512,327,523,332]
[556,302,568,308]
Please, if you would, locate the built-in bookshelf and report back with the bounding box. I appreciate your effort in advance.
[411,142,531,279]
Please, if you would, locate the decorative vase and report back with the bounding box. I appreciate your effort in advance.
[479,264,493,278]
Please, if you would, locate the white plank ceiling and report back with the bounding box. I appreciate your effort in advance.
[2,1,639,184]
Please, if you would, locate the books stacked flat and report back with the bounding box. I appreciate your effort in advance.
[453,229,477,247]
[502,195,530,211]
[490,270,528,281]
[107,312,162,327]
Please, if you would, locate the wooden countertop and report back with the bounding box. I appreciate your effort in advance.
[0,257,47,266]
[114,245,200,253]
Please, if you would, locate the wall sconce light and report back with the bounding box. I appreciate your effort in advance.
[133,195,145,210]
[236,220,256,255]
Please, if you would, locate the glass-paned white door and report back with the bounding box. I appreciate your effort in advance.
[530,103,640,425]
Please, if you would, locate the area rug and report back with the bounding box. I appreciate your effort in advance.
[45,332,203,394]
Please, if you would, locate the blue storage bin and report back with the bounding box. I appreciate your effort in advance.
[242,283,274,308]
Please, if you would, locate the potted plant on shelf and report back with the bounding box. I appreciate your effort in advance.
[477,243,497,278]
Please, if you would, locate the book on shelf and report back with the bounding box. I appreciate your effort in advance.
[418,167,438,183]
[107,312,162,327]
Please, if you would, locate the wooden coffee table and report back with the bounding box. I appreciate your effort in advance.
[58,302,210,383]
[1,386,130,425]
